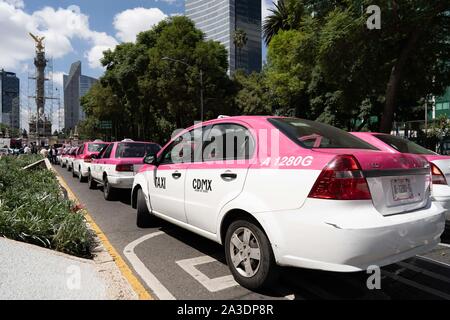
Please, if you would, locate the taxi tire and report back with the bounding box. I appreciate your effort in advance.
[225,219,279,290]
[136,189,154,228]
[72,168,77,178]
[79,167,86,182]
[103,177,115,201]
[88,171,97,189]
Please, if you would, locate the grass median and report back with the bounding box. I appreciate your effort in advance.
[0,155,93,258]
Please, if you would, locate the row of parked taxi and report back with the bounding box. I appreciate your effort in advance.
[55,116,450,289]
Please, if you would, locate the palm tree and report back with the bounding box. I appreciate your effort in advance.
[263,0,290,45]
[233,28,248,71]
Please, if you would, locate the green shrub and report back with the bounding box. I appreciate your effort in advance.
[0,155,93,258]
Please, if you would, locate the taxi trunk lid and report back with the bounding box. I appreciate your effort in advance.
[315,149,432,216]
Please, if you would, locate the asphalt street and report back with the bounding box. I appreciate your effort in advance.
[54,164,450,300]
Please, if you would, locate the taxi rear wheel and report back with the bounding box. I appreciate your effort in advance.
[72,167,77,178]
[225,219,279,290]
[103,177,115,201]
[88,171,97,189]
[136,189,154,228]
[79,167,86,182]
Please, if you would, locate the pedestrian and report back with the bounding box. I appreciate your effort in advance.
[51,146,57,164]
[24,145,31,154]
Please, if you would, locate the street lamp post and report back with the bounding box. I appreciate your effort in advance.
[162,57,204,122]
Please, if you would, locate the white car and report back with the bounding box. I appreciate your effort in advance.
[89,139,161,200]
[132,116,445,289]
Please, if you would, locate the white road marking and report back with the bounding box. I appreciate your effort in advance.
[416,255,450,267]
[124,231,176,300]
[438,242,450,248]
[176,256,239,292]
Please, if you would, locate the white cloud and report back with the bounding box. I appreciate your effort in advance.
[0,3,118,70]
[113,7,167,42]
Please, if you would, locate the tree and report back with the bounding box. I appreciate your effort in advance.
[263,0,305,45]
[233,29,248,71]
[263,0,450,132]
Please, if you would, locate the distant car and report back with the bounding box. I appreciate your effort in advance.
[89,139,161,200]
[131,116,445,289]
[66,147,79,171]
[351,132,450,225]
[60,147,70,168]
[56,147,63,164]
[72,140,109,182]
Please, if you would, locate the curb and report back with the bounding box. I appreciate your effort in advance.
[46,159,152,300]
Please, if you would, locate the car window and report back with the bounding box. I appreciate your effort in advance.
[88,143,108,152]
[115,143,161,159]
[102,144,114,159]
[269,118,378,150]
[203,123,255,161]
[159,127,208,165]
[78,145,85,155]
[374,134,437,155]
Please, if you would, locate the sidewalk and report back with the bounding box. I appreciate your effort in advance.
[0,237,137,300]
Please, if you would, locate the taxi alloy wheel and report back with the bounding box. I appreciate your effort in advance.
[88,171,97,189]
[225,219,279,290]
[136,189,154,228]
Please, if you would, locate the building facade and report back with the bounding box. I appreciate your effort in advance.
[434,87,450,119]
[185,0,262,74]
[0,70,20,129]
[64,61,97,130]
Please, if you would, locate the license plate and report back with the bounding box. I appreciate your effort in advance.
[391,178,413,201]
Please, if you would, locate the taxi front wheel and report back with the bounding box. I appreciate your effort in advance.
[225,219,279,290]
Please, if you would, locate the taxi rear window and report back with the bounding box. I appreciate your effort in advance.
[88,143,108,152]
[374,134,436,155]
[268,118,378,150]
[115,143,161,158]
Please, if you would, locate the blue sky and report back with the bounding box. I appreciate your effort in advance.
[0,0,274,130]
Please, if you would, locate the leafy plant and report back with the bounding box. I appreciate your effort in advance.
[0,156,93,258]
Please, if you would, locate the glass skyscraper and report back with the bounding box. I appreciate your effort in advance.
[0,70,20,129]
[185,0,262,74]
[63,61,97,130]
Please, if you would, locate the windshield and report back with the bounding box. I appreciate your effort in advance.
[115,143,161,158]
[88,143,108,152]
[374,134,437,155]
[269,118,378,150]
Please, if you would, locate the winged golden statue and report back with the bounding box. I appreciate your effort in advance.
[29,33,45,53]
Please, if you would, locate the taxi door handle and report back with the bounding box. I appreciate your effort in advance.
[221,172,237,181]
[172,172,182,179]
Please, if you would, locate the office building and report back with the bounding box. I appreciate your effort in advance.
[0,70,20,129]
[64,61,97,130]
[185,0,262,74]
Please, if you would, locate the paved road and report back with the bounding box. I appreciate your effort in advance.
[54,165,450,300]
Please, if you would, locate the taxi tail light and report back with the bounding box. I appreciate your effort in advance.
[116,164,134,172]
[431,163,447,185]
[83,155,92,163]
[308,155,372,200]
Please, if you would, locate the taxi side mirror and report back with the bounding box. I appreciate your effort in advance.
[144,155,157,165]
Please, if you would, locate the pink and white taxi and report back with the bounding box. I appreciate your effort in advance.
[351,132,450,225]
[89,139,161,200]
[132,116,445,289]
[72,140,109,182]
